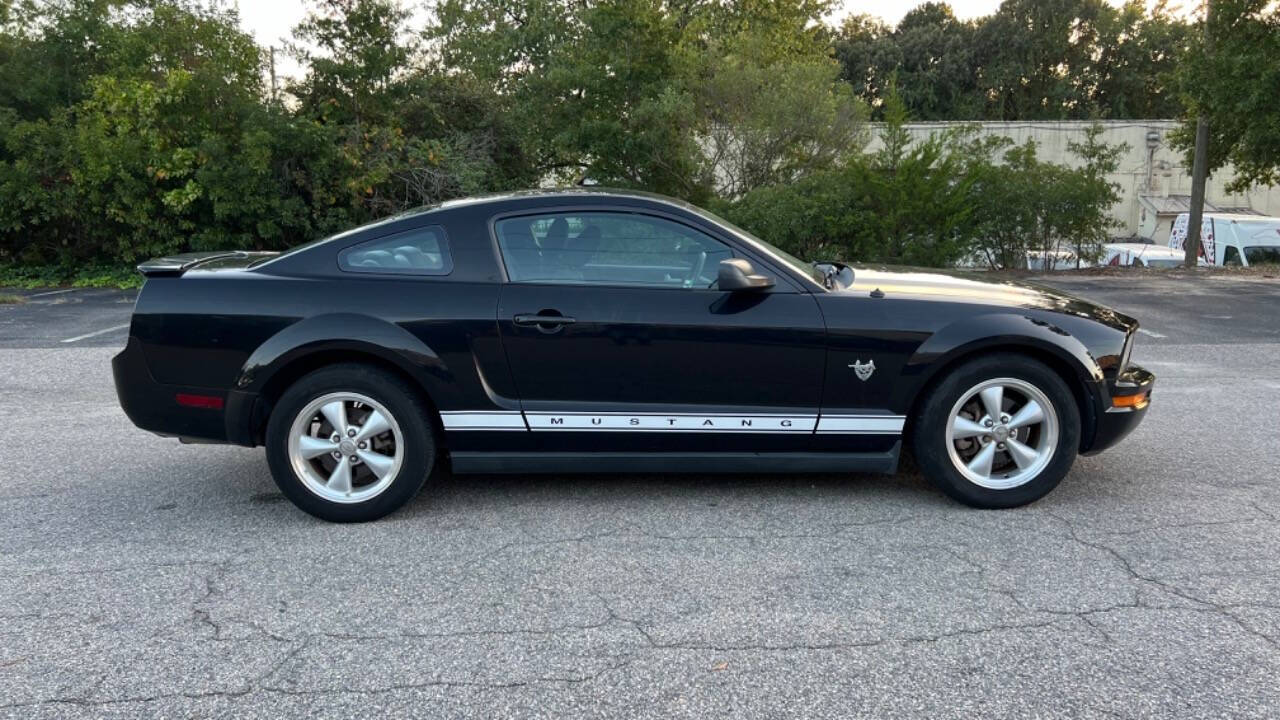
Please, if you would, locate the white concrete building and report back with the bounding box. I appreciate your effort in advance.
[870,120,1280,241]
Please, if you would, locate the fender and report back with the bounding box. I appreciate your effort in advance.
[221,313,453,446]
[892,312,1105,414]
[235,313,451,394]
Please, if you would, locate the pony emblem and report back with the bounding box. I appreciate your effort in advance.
[850,359,875,381]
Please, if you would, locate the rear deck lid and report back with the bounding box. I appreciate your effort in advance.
[136,251,279,277]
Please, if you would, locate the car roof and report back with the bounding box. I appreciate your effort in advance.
[258,187,828,289]
[263,188,702,267]
[1180,212,1280,222]
[395,187,702,220]
[1106,243,1180,252]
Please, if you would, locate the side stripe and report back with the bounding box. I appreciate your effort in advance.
[440,410,905,434]
[525,412,815,433]
[439,411,526,431]
[814,415,906,435]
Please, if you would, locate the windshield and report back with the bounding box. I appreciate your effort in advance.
[1244,246,1280,265]
[685,206,825,285]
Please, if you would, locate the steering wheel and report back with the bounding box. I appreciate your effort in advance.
[685,250,708,288]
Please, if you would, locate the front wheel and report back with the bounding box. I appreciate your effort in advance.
[911,354,1080,508]
[265,364,436,522]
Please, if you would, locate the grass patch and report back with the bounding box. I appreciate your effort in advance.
[0,293,24,304]
[0,263,142,290]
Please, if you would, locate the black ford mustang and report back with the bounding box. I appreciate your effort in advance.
[113,189,1153,522]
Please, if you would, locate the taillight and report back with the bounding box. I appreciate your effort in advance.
[175,393,224,410]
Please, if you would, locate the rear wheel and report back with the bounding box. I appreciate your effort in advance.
[912,354,1080,508]
[265,364,435,522]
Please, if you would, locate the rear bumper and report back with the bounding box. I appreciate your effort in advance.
[113,336,258,446]
[1082,364,1154,455]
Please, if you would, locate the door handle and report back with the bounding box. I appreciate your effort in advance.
[513,312,576,332]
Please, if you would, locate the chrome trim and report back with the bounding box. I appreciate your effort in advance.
[525,412,816,433]
[440,410,906,435]
[814,415,905,434]
[439,410,527,430]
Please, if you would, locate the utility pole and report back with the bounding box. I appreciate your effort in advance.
[269,46,278,104]
[1185,0,1213,267]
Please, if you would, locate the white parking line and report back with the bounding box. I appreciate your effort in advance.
[1136,328,1167,339]
[61,323,130,344]
[28,288,77,298]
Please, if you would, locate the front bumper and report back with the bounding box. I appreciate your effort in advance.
[1082,363,1154,455]
[113,336,256,445]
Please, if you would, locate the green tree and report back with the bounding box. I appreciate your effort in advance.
[290,0,416,128]
[976,0,1111,119]
[963,124,1126,269]
[431,0,856,201]
[697,50,867,198]
[723,89,982,267]
[431,0,704,197]
[884,4,982,120]
[0,0,118,120]
[833,0,1192,121]
[0,0,1150,275]
[1172,0,1280,191]
[724,93,1128,271]
[290,0,535,219]
[1091,1,1192,119]
[0,1,327,264]
[693,4,869,198]
[832,14,898,109]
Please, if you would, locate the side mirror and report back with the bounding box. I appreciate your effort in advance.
[717,258,775,291]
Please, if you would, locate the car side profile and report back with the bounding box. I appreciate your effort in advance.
[113,189,1154,522]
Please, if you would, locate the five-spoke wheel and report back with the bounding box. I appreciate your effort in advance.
[945,378,1058,490]
[912,354,1080,508]
[288,392,404,503]
[266,364,435,522]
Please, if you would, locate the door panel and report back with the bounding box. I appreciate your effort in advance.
[496,283,828,451]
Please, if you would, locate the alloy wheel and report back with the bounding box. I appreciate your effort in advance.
[287,392,404,503]
[944,377,1059,490]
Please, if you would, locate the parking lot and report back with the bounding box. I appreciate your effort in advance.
[1,273,1278,718]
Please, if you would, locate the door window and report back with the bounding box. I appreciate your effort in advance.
[495,212,733,288]
[1223,246,1243,266]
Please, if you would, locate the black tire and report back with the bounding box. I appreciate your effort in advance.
[911,353,1080,509]
[265,364,436,522]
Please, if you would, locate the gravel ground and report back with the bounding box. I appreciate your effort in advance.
[1,275,1277,718]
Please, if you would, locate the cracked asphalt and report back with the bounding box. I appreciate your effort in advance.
[1,274,1278,718]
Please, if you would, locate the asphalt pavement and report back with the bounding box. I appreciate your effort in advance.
[1,274,1278,718]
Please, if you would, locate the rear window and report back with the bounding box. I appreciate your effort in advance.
[338,226,452,276]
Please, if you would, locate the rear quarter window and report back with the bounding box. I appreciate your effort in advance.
[338,226,453,276]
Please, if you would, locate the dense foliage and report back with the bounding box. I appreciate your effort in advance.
[720,93,1126,269]
[0,0,1237,280]
[0,0,536,269]
[834,0,1195,121]
[1171,0,1280,192]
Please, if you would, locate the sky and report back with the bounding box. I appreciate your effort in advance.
[237,0,1199,82]
[236,0,1005,49]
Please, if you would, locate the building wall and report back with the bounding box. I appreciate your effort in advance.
[866,120,1280,240]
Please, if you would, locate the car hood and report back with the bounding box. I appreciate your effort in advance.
[832,265,1138,333]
